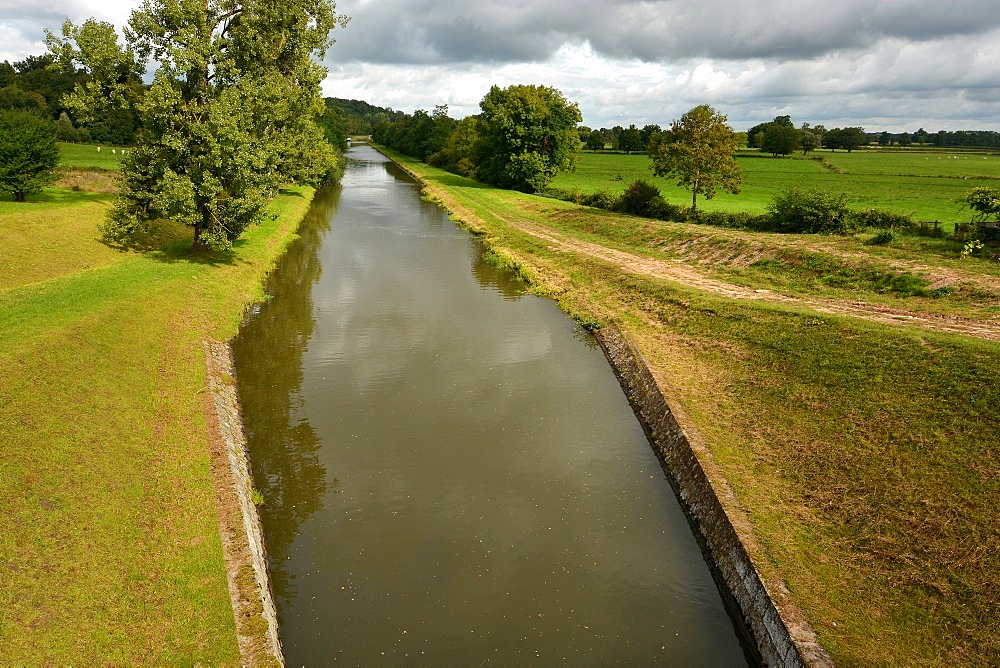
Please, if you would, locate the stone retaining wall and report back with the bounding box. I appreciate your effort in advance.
[205,340,284,666]
[596,325,833,667]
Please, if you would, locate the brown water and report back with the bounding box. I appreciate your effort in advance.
[232,144,749,665]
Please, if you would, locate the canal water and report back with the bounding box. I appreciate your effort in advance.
[232,144,748,665]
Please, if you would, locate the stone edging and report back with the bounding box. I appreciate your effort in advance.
[595,324,833,668]
[205,340,284,666]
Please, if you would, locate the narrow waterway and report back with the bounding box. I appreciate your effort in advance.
[232,144,748,665]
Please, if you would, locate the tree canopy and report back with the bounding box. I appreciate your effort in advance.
[471,84,582,193]
[47,0,348,251]
[760,123,800,156]
[649,104,743,210]
[824,127,868,152]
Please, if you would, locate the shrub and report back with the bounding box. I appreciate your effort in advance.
[962,187,1000,244]
[851,208,914,231]
[0,109,59,202]
[767,187,850,233]
[613,179,661,217]
[648,199,692,222]
[579,189,619,210]
[868,229,897,245]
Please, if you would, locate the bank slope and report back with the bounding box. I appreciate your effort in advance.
[0,186,314,663]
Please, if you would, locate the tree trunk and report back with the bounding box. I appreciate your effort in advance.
[192,219,207,252]
[691,177,698,211]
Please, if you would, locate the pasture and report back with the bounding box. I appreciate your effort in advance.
[550,148,999,230]
[57,142,124,170]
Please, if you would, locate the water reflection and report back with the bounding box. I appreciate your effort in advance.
[471,250,527,300]
[232,185,341,603]
[235,146,748,665]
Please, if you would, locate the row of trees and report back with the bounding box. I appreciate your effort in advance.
[374,84,582,193]
[873,129,1000,148]
[595,117,1000,156]
[746,116,867,155]
[579,124,662,153]
[375,93,744,212]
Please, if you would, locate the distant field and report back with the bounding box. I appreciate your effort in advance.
[550,148,1000,230]
[58,142,124,170]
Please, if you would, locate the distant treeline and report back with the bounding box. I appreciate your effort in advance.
[318,97,406,144]
[1,54,140,144]
[866,129,1000,148]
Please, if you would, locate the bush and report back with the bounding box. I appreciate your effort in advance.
[850,208,914,231]
[868,229,897,245]
[648,199,692,222]
[613,179,661,217]
[767,187,850,233]
[0,109,59,201]
[579,189,619,210]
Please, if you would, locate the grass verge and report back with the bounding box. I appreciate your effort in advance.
[0,180,314,662]
[386,147,1000,666]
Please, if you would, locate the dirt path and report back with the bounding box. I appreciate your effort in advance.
[508,216,1000,343]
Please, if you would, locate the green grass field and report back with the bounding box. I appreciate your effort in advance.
[550,148,999,230]
[388,147,1000,666]
[0,152,314,662]
[57,142,124,170]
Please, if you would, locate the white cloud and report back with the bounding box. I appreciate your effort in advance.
[4,0,1000,131]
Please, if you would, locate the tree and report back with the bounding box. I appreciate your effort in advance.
[648,104,743,211]
[899,132,912,147]
[586,129,605,151]
[472,84,582,193]
[427,115,479,176]
[640,124,662,148]
[47,2,348,251]
[0,109,59,202]
[824,127,867,152]
[0,85,48,113]
[800,129,821,154]
[760,123,800,156]
[841,127,868,152]
[619,124,643,153]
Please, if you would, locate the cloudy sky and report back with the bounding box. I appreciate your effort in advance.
[3,0,1000,131]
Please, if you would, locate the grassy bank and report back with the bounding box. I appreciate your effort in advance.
[386,148,1000,666]
[0,155,314,661]
[550,149,998,229]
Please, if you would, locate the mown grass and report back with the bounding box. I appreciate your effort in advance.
[0,162,315,661]
[550,149,997,230]
[387,148,1000,666]
[58,142,124,170]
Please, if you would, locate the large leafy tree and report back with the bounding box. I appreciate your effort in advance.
[472,84,582,193]
[47,0,348,251]
[648,104,743,211]
[760,123,801,156]
[824,126,867,152]
[0,109,59,201]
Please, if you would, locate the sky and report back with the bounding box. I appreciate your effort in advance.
[3,0,1000,131]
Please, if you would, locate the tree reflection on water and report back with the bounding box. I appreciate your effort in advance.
[232,185,341,608]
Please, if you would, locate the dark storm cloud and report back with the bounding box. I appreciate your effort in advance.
[333,0,1000,64]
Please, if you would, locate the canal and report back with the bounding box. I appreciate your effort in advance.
[232,144,749,665]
